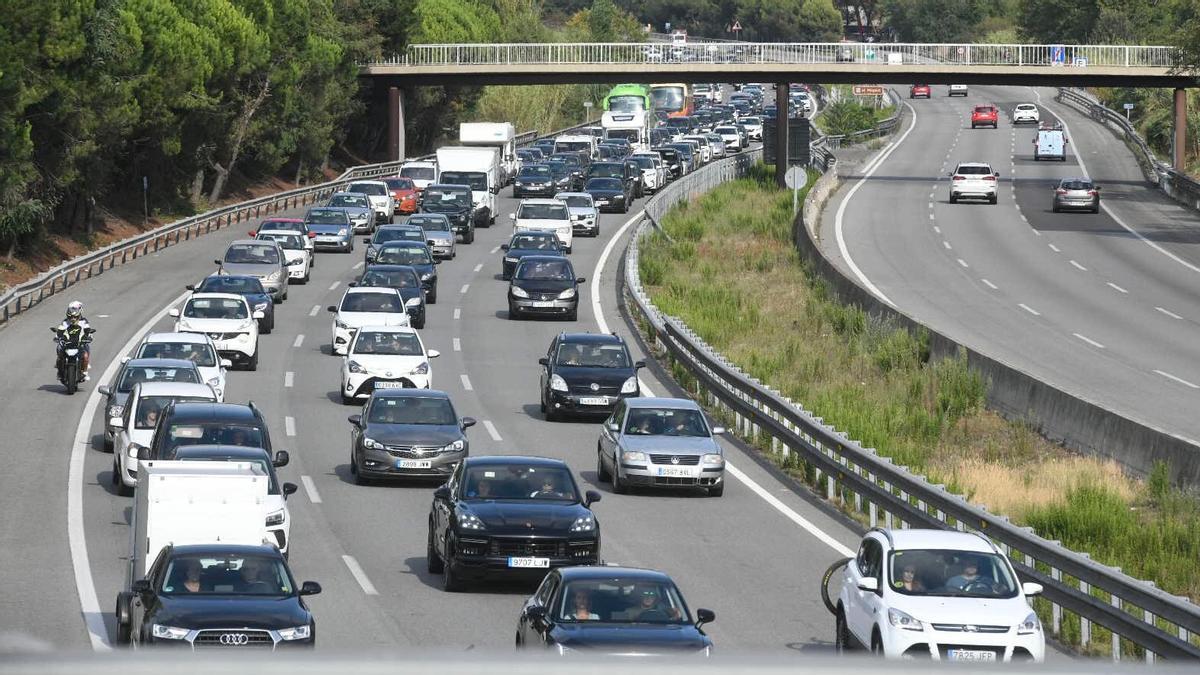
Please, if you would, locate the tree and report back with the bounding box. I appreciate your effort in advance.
[797,0,843,41]
[589,0,618,41]
[1015,0,1096,43]
[881,0,985,42]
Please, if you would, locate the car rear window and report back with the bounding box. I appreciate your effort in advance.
[340,292,403,313]
[348,183,386,196]
[118,366,200,392]
[974,106,995,113]
[957,165,993,175]
[1061,180,1093,190]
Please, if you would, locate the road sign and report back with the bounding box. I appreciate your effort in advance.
[852,85,884,96]
[1051,45,1065,66]
[1123,103,1135,110]
[957,46,965,55]
[731,20,742,31]
[1072,56,1088,67]
[784,166,807,189]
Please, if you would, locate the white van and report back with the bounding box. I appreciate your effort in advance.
[1033,124,1068,161]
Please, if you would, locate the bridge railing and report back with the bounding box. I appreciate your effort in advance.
[373,42,1176,69]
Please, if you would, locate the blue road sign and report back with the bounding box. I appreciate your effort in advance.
[1051,45,1065,65]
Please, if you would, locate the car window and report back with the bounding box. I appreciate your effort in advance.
[623,407,708,437]
[439,172,488,191]
[367,396,456,425]
[135,395,208,430]
[517,204,569,220]
[161,554,292,596]
[555,342,630,368]
[376,246,432,266]
[631,157,656,169]
[162,423,264,456]
[534,573,560,607]
[256,233,303,250]
[340,292,403,313]
[384,177,415,190]
[589,165,624,178]
[461,464,579,501]
[330,194,371,208]
[400,166,436,181]
[956,165,992,175]
[411,217,450,232]
[118,366,200,392]
[198,277,266,294]
[137,341,217,367]
[556,579,690,624]
[224,244,279,265]
[587,178,624,191]
[175,454,279,494]
[372,228,408,244]
[889,549,1019,598]
[352,331,423,356]
[306,210,346,224]
[1060,180,1093,190]
[511,235,558,250]
[395,228,425,241]
[348,183,386,197]
[359,268,420,289]
[516,259,573,280]
[183,297,248,320]
[520,166,552,178]
[423,188,470,207]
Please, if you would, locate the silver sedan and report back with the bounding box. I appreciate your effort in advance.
[407,213,456,259]
[597,397,727,497]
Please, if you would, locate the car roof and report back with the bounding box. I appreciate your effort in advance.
[511,230,558,239]
[1058,176,1093,183]
[124,357,197,369]
[166,402,261,423]
[170,543,282,557]
[172,444,271,460]
[557,566,674,582]
[554,192,591,199]
[142,332,216,344]
[133,381,217,398]
[228,239,272,247]
[426,183,470,190]
[625,397,700,410]
[355,324,418,335]
[347,180,387,186]
[955,162,992,169]
[401,160,436,167]
[462,455,569,468]
[882,528,996,553]
[331,191,371,197]
[408,213,449,220]
[519,198,567,206]
[558,332,625,345]
[344,286,401,296]
[517,254,572,265]
[261,217,302,223]
[371,388,450,400]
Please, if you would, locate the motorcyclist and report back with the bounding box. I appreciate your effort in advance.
[54,300,93,382]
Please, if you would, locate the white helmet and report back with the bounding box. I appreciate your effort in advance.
[67,300,84,319]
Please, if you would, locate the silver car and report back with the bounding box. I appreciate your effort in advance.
[1052,177,1101,213]
[407,213,456,259]
[215,239,288,302]
[554,192,599,237]
[597,397,727,497]
[327,192,375,234]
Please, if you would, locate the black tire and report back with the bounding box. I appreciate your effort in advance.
[612,463,627,494]
[103,435,114,453]
[1092,207,1100,214]
[115,593,133,645]
[427,287,437,305]
[871,631,884,656]
[989,196,997,205]
[508,306,520,321]
[441,536,460,592]
[708,481,724,497]
[350,452,368,486]
[427,525,444,574]
[65,364,78,395]
[465,227,475,244]
[835,608,852,654]
[596,446,611,482]
[539,390,547,414]
[413,314,426,330]
[949,195,957,204]
[246,347,259,371]
[1052,205,1060,213]
[545,402,558,422]
[341,393,355,406]
[261,319,273,335]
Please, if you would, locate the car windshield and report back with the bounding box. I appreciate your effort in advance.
[652,88,685,111]
[590,165,623,179]
[376,246,432,266]
[340,292,403,313]
[631,157,655,169]
[257,233,303,250]
[516,259,573,280]
[518,204,569,220]
[587,178,623,191]
[135,395,209,430]
[162,423,264,456]
[624,407,709,437]
[400,165,436,181]
[410,217,450,232]
[118,366,200,393]
[555,141,591,153]
[183,297,248,320]
[606,129,639,143]
[556,579,690,624]
[372,228,409,244]
[424,188,470,207]
[359,268,420,289]
[306,210,346,224]
[461,464,579,501]
[197,276,266,294]
[556,342,630,368]
[160,554,292,596]
[440,172,488,191]
[957,166,993,176]
[520,166,552,178]
[715,127,737,135]
[224,244,279,265]
[510,235,558,251]
[137,341,217,367]
[367,396,456,425]
[384,177,415,190]
[394,228,425,241]
[889,550,1019,598]
[348,183,386,197]
[330,194,371,208]
[559,195,592,208]
[353,331,423,356]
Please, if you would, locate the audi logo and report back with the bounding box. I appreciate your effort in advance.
[220,633,249,645]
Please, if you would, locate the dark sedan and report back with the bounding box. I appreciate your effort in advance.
[516,566,715,656]
[584,177,631,214]
[364,224,416,264]
[116,543,320,649]
[546,160,581,193]
[664,143,697,174]
[500,231,565,280]
[188,275,275,334]
[375,242,439,304]
[352,264,427,329]
[514,164,556,198]
[427,456,601,592]
[509,255,584,321]
[347,388,475,484]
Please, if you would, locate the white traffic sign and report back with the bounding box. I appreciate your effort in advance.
[731,20,742,31]
[785,166,808,189]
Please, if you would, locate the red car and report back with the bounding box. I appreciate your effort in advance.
[971,105,999,129]
[382,176,419,215]
[909,84,931,99]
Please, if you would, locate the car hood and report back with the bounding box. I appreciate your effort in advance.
[508,248,560,259]
[363,423,463,447]
[307,223,347,234]
[567,206,597,217]
[462,500,590,531]
[557,365,633,389]
[220,262,278,278]
[515,219,570,230]
[425,231,454,243]
[336,311,410,328]
[897,595,1032,626]
[279,249,305,264]
[511,278,575,294]
[553,623,710,652]
[345,353,426,374]
[588,189,625,199]
[154,595,309,630]
[619,435,717,455]
[176,317,256,333]
[340,206,373,218]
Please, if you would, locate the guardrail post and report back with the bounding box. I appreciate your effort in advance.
[1112,591,1122,661]
[1144,609,1156,664]
[1080,580,1092,647]
[1051,568,1063,633]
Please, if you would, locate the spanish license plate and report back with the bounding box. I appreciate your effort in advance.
[374,381,405,389]
[531,300,556,307]
[947,650,996,662]
[395,459,432,469]
[595,200,608,205]
[508,557,550,568]
[656,467,693,478]
[579,396,608,406]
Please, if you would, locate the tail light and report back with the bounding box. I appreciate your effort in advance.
[307,232,317,238]
[248,231,257,237]
[952,175,965,181]
[983,176,997,182]
[1056,189,1068,195]
[1087,190,1098,196]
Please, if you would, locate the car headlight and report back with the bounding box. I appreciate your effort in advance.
[253,302,269,313]
[337,228,348,236]
[420,272,433,281]
[151,624,189,640]
[557,288,576,300]
[570,515,596,532]
[405,297,422,308]
[410,361,429,375]
[511,286,530,299]
[457,511,486,530]
[504,256,518,263]
[701,453,724,465]
[128,443,145,459]
[1017,612,1041,635]
[335,319,349,329]
[277,625,311,641]
[441,439,465,454]
[619,376,638,394]
[550,374,568,392]
[107,404,124,419]
[515,181,524,186]
[363,437,385,450]
[347,360,368,374]
[888,608,924,632]
[266,510,285,527]
[266,271,281,282]
[622,450,647,463]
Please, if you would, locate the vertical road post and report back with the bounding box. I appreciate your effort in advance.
[776,82,790,188]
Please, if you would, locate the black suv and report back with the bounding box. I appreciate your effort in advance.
[117,543,320,648]
[539,332,644,420]
[144,401,276,462]
[426,456,601,592]
[420,183,477,237]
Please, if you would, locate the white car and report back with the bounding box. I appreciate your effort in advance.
[255,229,312,283]
[346,180,395,225]
[1012,103,1040,124]
[629,153,667,193]
[835,528,1045,662]
[340,326,440,404]
[110,381,217,496]
[554,192,599,237]
[713,126,742,153]
[682,135,713,164]
[134,332,231,401]
[170,293,264,371]
[949,84,969,97]
[399,160,438,195]
[510,198,573,253]
[327,287,412,356]
[949,162,999,205]
[740,116,763,141]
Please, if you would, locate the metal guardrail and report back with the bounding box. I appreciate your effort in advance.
[0,120,599,327]
[372,42,1176,69]
[818,88,902,150]
[620,114,1200,661]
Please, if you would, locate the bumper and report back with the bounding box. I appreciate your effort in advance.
[883,627,1044,663]
[514,185,555,197]
[511,297,577,317]
[1013,116,1039,124]
[119,449,139,488]
[448,542,600,579]
[261,281,286,299]
[351,220,373,234]
[144,629,314,650]
[358,449,465,479]
[372,208,390,223]
[331,326,355,355]
[593,198,627,213]
[343,373,432,399]
[1054,198,1099,211]
[571,217,598,234]
[429,242,455,258]
[313,236,352,251]
[545,389,633,415]
[396,199,418,214]
[212,334,256,359]
[950,189,996,200]
[620,463,725,489]
[287,263,308,279]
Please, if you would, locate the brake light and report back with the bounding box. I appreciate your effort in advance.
[248,231,257,237]
[1056,189,1068,195]
[307,232,317,238]
[1087,190,1098,195]
[952,176,965,181]
[983,176,997,182]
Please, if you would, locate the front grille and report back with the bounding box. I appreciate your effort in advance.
[932,624,1010,634]
[208,332,244,341]
[652,476,702,486]
[363,376,416,392]
[566,383,620,395]
[489,537,566,557]
[193,630,274,648]
[385,445,442,458]
[650,454,700,465]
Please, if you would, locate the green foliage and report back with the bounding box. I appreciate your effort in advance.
[1015,0,1096,43]
[738,0,842,42]
[819,98,885,137]
[881,0,987,41]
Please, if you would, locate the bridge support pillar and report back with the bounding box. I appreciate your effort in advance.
[1174,87,1186,172]
[388,86,406,162]
[775,82,790,188]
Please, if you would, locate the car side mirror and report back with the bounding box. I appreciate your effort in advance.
[606,421,620,433]
[131,579,152,595]
[109,417,124,429]
[299,581,322,596]
[500,244,509,250]
[137,446,151,461]
[98,385,112,397]
[994,172,1000,177]
[584,490,602,507]
[857,577,880,593]
[248,231,257,237]
[252,310,265,320]
[696,608,716,627]
[538,357,549,366]
[213,259,222,266]
[220,358,233,369]
[282,482,298,497]
[327,305,337,313]
[168,308,180,318]
[526,605,547,620]
[508,213,516,220]
[348,414,362,427]
[461,416,476,429]
[273,450,290,468]
[426,349,440,359]
[1022,582,1043,597]
[634,360,646,369]
[712,426,726,435]
[434,485,451,502]
[185,284,195,291]
[1094,186,1101,191]
[576,277,586,284]
[347,281,358,287]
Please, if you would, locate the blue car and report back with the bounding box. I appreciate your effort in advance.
[303,207,354,252]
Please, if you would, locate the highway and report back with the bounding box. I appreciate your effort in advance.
[823,84,1200,446]
[0,125,866,651]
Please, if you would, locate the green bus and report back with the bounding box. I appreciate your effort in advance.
[603,84,651,114]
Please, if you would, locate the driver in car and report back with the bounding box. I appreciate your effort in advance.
[945,557,985,591]
[630,584,681,621]
[530,474,568,498]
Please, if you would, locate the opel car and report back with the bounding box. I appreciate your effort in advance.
[254,230,311,284]
[326,191,375,233]
[509,256,584,321]
[949,162,1000,205]
[341,325,439,403]
[538,332,641,420]
[910,84,931,99]
[170,294,263,370]
[303,207,354,253]
[511,199,573,253]
[134,333,230,402]
[1012,103,1041,124]
[597,397,727,497]
[1052,177,1101,214]
[348,388,475,484]
[110,381,217,496]
[353,265,427,329]
[382,176,420,214]
[327,287,411,356]
[216,240,287,303]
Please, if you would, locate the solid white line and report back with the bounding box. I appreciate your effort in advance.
[341,555,379,595]
[981,279,998,290]
[1073,333,1105,349]
[285,416,296,437]
[353,261,364,270]
[1156,306,1183,320]
[284,371,294,388]
[957,258,969,268]
[301,475,322,504]
[69,290,190,650]
[1069,260,1087,271]
[452,338,461,351]
[328,281,339,291]
[483,420,503,442]
[591,210,646,334]
[725,463,855,556]
[293,334,305,348]
[473,263,483,273]
[460,284,470,294]
[460,374,473,391]
[1154,370,1200,388]
[309,304,320,317]
[1107,282,1128,293]
[942,241,952,250]
[1018,303,1041,316]
[453,308,461,320]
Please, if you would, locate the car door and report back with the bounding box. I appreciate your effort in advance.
[540,337,558,401]
[848,538,884,645]
[432,463,462,557]
[600,401,626,470]
[132,548,169,645]
[522,571,560,644]
[115,387,139,474]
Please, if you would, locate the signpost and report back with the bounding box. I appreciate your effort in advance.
[785,166,808,216]
[731,20,742,40]
[852,85,884,97]
[1051,45,1066,67]
[1123,102,1135,121]
[582,100,593,124]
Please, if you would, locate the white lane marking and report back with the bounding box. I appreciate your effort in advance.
[473,263,482,273]
[1019,303,1041,316]
[460,374,473,391]
[483,420,503,442]
[1019,214,1028,222]
[927,202,933,209]
[453,308,461,320]
[724,463,856,557]
[928,213,935,221]
[452,338,461,351]
[1013,203,1020,211]
[1156,306,1183,320]
[96,314,109,318]
[490,245,500,254]
[460,284,470,294]
[1069,260,1088,271]
[1073,333,1105,349]
[301,475,322,504]
[353,261,364,270]
[957,258,969,268]
[933,226,941,234]
[341,555,379,595]
[1048,244,1061,253]
[1154,369,1200,389]
[285,416,296,437]
[293,334,305,348]
[592,210,647,334]
[328,281,340,291]
[942,241,952,250]
[309,305,320,317]
[284,372,294,388]
[1107,282,1128,293]
[982,279,998,290]
[69,291,190,650]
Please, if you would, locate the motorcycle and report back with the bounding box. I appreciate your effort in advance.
[51,325,96,394]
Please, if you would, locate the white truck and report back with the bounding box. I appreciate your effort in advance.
[601,110,649,151]
[436,146,500,226]
[459,122,517,186]
[553,134,597,159]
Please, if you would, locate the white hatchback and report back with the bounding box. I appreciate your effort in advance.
[170,293,264,370]
[340,326,439,404]
[255,229,312,283]
[134,332,231,401]
[111,381,217,495]
[1012,103,1041,124]
[327,287,411,356]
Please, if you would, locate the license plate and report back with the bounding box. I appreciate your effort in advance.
[508,557,550,568]
[656,467,693,477]
[374,381,406,389]
[579,396,609,406]
[595,200,608,205]
[948,650,996,662]
[395,459,432,469]
[531,300,556,307]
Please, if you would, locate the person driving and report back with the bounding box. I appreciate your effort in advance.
[559,345,582,366]
[945,557,984,591]
[630,413,656,435]
[630,584,681,621]
[176,559,203,593]
[141,405,161,429]
[55,300,93,381]
[530,474,566,498]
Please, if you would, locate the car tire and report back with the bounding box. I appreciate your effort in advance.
[545,402,558,422]
[427,287,438,305]
[351,454,369,486]
[708,481,724,497]
[261,319,273,335]
[115,593,133,645]
[1052,205,1060,213]
[465,227,475,244]
[989,196,997,205]
[835,607,852,653]
[949,195,957,204]
[426,525,444,574]
[341,392,355,406]
[565,246,572,254]
[508,305,520,320]
[246,346,259,371]
[414,314,426,330]
[612,463,627,494]
[567,308,578,321]
[597,446,611,482]
[1092,206,1100,214]
[103,435,113,453]
[441,537,461,592]
[871,631,884,656]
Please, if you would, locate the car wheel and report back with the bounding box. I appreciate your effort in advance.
[565,246,572,254]
[1092,206,1100,214]
[545,401,558,422]
[427,287,438,305]
[103,434,113,453]
[835,608,852,653]
[949,195,957,204]
[466,227,475,244]
[414,313,426,330]
[426,525,444,574]
[612,461,627,494]
[341,392,355,405]
[708,481,724,497]
[596,445,611,481]
[566,308,578,321]
[351,453,368,486]
[246,347,259,371]
[441,536,461,592]
[116,466,133,498]
[871,631,884,656]
[989,196,997,205]
[261,319,273,335]
[115,593,133,645]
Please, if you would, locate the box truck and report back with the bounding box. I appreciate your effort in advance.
[436,146,500,227]
[459,122,517,185]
